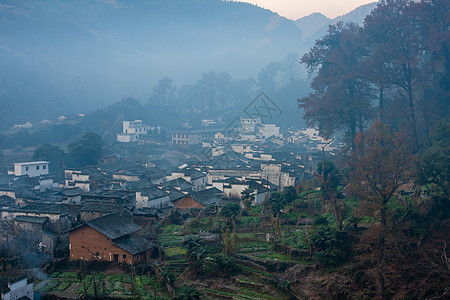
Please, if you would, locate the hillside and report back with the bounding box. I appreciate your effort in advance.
[0,0,303,130]
[295,2,378,44]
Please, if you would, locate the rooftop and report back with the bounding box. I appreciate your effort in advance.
[186,187,223,206]
[113,236,155,255]
[14,161,50,166]
[14,215,49,224]
[83,213,141,240]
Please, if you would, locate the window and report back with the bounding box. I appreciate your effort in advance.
[123,254,126,259]
[25,167,29,171]
[96,252,99,256]
[113,254,119,262]
[43,165,46,170]
[36,166,39,170]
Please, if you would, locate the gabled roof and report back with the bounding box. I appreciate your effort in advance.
[80,203,125,214]
[183,168,206,180]
[246,181,269,193]
[84,213,141,240]
[19,203,71,215]
[60,187,85,196]
[14,215,48,224]
[185,187,223,206]
[162,178,193,192]
[140,186,168,199]
[164,187,186,202]
[112,236,155,255]
[148,159,174,171]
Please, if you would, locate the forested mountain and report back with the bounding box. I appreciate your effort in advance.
[0,0,303,130]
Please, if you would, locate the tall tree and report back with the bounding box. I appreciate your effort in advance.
[258,62,281,92]
[68,133,102,167]
[363,0,424,150]
[149,77,176,106]
[33,144,66,169]
[349,122,414,295]
[299,22,374,148]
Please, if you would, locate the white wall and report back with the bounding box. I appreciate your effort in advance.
[3,278,33,300]
[260,124,281,139]
[136,192,170,209]
[14,162,49,177]
[117,134,137,143]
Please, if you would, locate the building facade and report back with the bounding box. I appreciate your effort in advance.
[14,161,50,177]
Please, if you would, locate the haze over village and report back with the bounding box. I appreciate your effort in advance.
[0,0,448,299]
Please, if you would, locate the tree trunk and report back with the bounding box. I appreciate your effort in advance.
[379,86,384,123]
[407,86,419,151]
[378,201,387,297]
[403,63,419,151]
[350,118,357,150]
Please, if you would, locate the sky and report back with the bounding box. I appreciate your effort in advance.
[238,0,377,19]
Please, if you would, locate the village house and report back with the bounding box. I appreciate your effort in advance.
[218,179,269,205]
[69,213,155,265]
[0,276,34,300]
[173,187,223,210]
[79,203,127,222]
[161,178,194,193]
[65,170,91,191]
[13,161,50,177]
[98,151,119,165]
[117,120,150,143]
[59,187,85,204]
[135,186,170,209]
[166,168,207,192]
[171,127,223,145]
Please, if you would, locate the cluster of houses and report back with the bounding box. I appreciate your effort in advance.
[0,118,336,270]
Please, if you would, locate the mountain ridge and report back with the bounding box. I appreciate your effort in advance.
[0,0,303,130]
[294,2,378,42]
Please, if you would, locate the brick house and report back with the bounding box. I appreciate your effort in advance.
[173,187,222,210]
[69,213,155,265]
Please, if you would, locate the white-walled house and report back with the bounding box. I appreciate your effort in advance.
[259,124,281,140]
[65,170,91,191]
[136,186,170,209]
[117,120,150,143]
[219,179,269,206]
[117,134,138,143]
[14,161,49,177]
[165,169,207,192]
[0,276,34,300]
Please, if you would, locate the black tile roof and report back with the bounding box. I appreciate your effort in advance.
[162,178,193,192]
[112,236,155,255]
[80,203,125,214]
[164,187,186,202]
[14,215,48,224]
[60,187,85,196]
[85,213,141,240]
[140,186,168,199]
[183,168,206,180]
[187,187,223,206]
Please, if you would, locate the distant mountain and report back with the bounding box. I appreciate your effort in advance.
[334,2,379,25]
[295,2,378,44]
[0,0,304,131]
[294,13,330,40]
